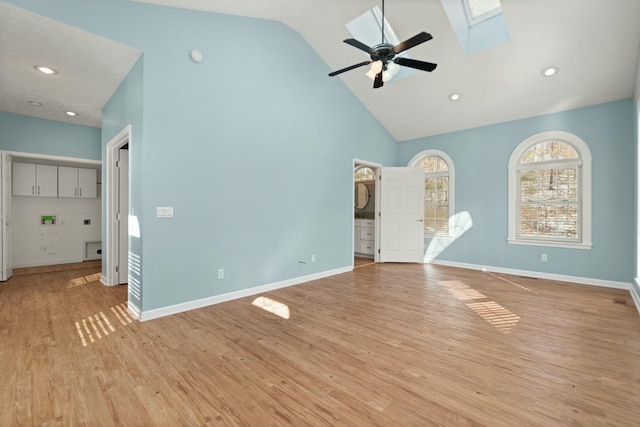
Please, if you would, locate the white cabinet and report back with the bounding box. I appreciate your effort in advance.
[58,167,97,198]
[58,166,77,197]
[13,163,57,197]
[355,219,375,257]
[78,168,97,198]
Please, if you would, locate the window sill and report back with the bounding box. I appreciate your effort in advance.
[507,239,592,250]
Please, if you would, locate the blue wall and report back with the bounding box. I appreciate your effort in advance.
[102,56,144,309]
[9,0,397,312]
[0,112,101,160]
[8,0,635,315]
[398,100,635,284]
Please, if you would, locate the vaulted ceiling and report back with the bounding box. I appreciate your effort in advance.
[1,0,639,141]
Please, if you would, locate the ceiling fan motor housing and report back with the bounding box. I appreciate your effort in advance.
[371,43,396,63]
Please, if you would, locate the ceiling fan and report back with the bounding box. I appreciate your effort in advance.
[328,0,437,89]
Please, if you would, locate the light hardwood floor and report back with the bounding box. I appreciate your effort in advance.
[1,261,639,426]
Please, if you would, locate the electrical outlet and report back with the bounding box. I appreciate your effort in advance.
[311,254,316,263]
[217,269,224,279]
[541,254,548,262]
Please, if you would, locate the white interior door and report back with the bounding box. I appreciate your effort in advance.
[1,153,13,281]
[117,148,129,284]
[379,167,425,263]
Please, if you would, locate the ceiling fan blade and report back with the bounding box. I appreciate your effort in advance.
[373,72,384,89]
[328,61,372,77]
[393,32,433,55]
[394,57,438,72]
[343,38,376,55]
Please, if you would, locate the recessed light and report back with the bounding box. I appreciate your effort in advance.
[28,101,43,107]
[65,111,78,117]
[541,66,559,77]
[449,93,460,101]
[34,65,57,75]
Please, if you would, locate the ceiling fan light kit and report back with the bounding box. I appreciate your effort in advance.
[329,0,437,88]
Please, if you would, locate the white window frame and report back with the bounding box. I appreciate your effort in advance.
[508,131,592,249]
[408,149,455,238]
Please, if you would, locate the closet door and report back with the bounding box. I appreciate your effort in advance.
[78,168,97,198]
[12,163,36,196]
[36,165,58,197]
[58,166,78,197]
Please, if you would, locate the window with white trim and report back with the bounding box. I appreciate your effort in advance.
[508,131,592,249]
[408,150,455,237]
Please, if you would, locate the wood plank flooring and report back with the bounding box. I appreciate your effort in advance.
[1,261,639,426]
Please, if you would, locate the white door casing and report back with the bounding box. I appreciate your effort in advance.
[379,167,425,263]
[1,153,12,281]
[105,125,131,286]
[117,148,129,285]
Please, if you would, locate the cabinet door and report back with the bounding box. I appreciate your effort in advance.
[58,166,78,197]
[12,163,36,196]
[36,165,58,197]
[78,168,97,198]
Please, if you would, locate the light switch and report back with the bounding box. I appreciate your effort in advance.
[156,207,174,218]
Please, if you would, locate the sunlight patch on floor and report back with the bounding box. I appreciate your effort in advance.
[75,302,134,347]
[67,272,102,288]
[437,279,520,334]
[252,296,290,319]
[111,302,134,325]
[466,301,520,334]
[437,280,487,300]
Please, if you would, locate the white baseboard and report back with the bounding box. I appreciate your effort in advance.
[139,265,353,322]
[14,258,85,269]
[100,274,108,286]
[632,279,640,315]
[430,260,631,290]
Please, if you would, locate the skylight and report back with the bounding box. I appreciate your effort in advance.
[441,0,508,55]
[464,0,502,24]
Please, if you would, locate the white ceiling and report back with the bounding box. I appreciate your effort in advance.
[0,2,141,128]
[1,0,639,141]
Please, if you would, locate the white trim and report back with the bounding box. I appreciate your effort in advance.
[508,131,592,248]
[632,279,640,315]
[407,149,455,239]
[13,258,83,269]
[430,259,630,290]
[128,301,141,320]
[100,274,108,286]
[139,266,352,321]
[4,150,101,166]
[506,238,593,250]
[105,125,131,287]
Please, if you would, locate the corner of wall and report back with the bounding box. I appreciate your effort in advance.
[632,279,640,316]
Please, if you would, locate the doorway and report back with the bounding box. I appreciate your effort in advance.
[353,160,381,267]
[1,153,12,281]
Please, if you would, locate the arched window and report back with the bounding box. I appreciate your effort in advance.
[408,150,455,237]
[354,166,376,181]
[508,131,592,249]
